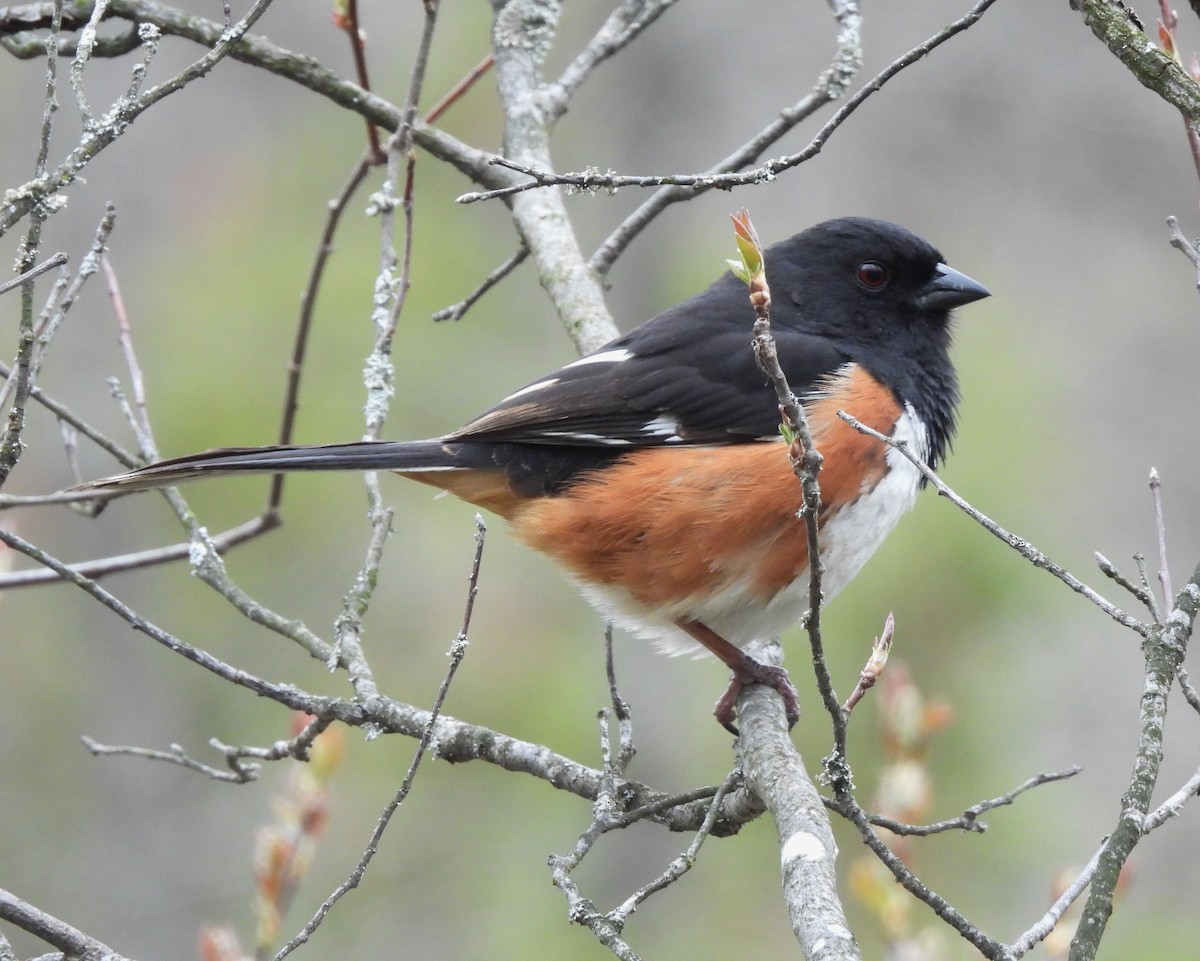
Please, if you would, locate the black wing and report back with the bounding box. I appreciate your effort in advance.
[450,272,849,449]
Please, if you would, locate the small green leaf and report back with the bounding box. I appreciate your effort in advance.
[727,259,750,284]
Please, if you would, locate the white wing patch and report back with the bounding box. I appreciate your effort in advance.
[641,415,682,442]
[538,431,633,446]
[563,348,634,369]
[501,377,560,402]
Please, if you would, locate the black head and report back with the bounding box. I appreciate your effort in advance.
[766,217,988,342]
[765,217,989,467]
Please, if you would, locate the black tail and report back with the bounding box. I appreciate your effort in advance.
[74,440,462,493]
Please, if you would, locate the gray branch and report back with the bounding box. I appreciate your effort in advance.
[735,643,861,961]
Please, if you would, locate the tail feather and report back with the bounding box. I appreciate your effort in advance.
[74,440,462,493]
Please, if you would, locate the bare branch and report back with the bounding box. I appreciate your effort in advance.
[1176,665,1200,714]
[1143,763,1200,832]
[545,0,680,120]
[1073,0,1200,124]
[0,886,133,961]
[1068,563,1200,960]
[0,358,140,470]
[276,513,480,960]
[2,0,279,236]
[0,250,66,295]
[0,525,316,702]
[1149,467,1173,602]
[0,513,280,589]
[270,156,374,510]
[1165,214,1200,294]
[460,0,998,209]
[1094,552,1160,619]
[82,735,258,783]
[735,650,861,961]
[607,773,739,928]
[836,767,1081,838]
[432,244,529,322]
[424,53,494,124]
[488,0,618,354]
[839,411,1149,636]
[592,0,862,273]
[1007,845,1103,957]
[835,789,1010,959]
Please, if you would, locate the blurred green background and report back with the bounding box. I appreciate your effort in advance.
[3,2,1200,959]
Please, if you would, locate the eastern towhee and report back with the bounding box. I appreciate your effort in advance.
[77,217,989,731]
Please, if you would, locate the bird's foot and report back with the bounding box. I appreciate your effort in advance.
[714,654,800,735]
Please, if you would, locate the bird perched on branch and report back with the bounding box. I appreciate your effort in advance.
[77,217,989,731]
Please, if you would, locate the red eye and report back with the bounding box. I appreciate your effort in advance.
[856,261,889,290]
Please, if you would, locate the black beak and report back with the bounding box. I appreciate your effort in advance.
[918,263,990,309]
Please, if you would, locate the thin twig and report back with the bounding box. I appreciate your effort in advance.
[274,517,481,961]
[460,0,998,207]
[1007,844,1104,957]
[0,208,46,488]
[270,155,373,511]
[547,723,736,959]
[545,0,680,121]
[1149,468,1172,602]
[839,411,1148,636]
[1176,666,1200,714]
[0,251,68,296]
[841,613,895,715]
[81,736,256,783]
[0,512,278,588]
[837,790,1010,959]
[372,0,439,365]
[1143,762,1200,831]
[188,526,336,664]
[2,0,279,237]
[0,526,310,704]
[0,885,134,961]
[607,773,739,928]
[1165,215,1200,295]
[424,53,494,123]
[336,0,384,162]
[1132,553,1163,622]
[211,714,334,774]
[431,244,528,322]
[104,252,152,441]
[20,205,116,412]
[734,212,846,760]
[1068,563,1200,960]
[1002,756,1200,956]
[604,622,632,724]
[0,359,139,470]
[1094,552,1159,618]
[591,0,861,274]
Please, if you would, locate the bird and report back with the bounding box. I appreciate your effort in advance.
[75,217,989,732]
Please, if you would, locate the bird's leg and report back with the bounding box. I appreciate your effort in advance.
[675,620,800,734]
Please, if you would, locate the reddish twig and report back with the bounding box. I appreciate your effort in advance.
[335,0,385,163]
[424,53,494,123]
